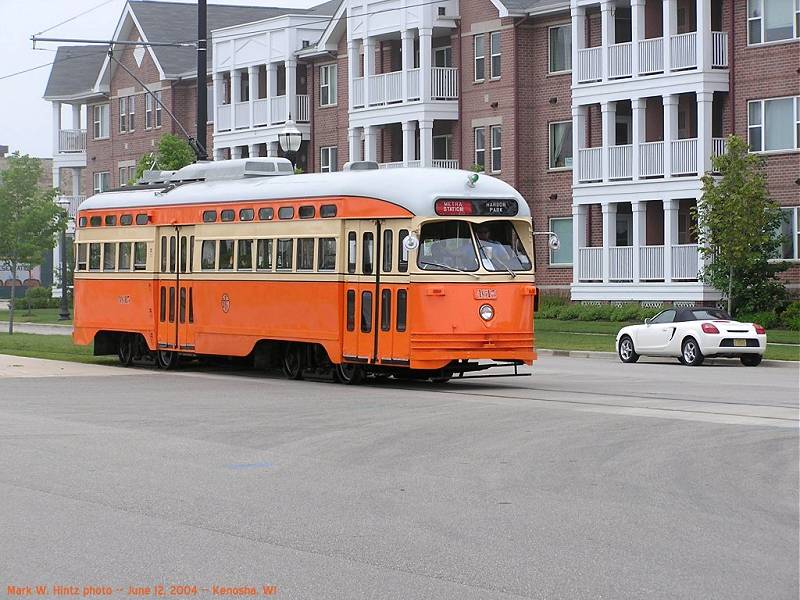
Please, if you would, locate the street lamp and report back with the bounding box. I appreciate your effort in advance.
[55,197,71,321]
[277,114,302,171]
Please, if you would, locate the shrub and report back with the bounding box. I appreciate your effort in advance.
[737,311,780,329]
[12,286,60,310]
[610,304,642,322]
[780,302,800,331]
[557,304,583,320]
[638,307,662,321]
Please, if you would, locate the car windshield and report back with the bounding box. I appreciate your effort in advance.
[472,221,532,271]
[690,309,731,320]
[417,221,479,272]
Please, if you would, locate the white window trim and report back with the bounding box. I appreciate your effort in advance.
[320,146,337,172]
[474,127,485,169]
[320,64,337,107]
[549,120,574,171]
[128,96,135,132]
[772,206,800,262]
[433,45,452,67]
[93,103,109,140]
[93,171,111,194]
[747,0,800,45]
[490,125,502,173]
[747,95,800,154]
[433,134,453,160]
[145,94,153,130]
[489,31,501,79]
[474,34,485,82]
[549,217,573,266]
[119,97,127,133]
[155,90,163,128]
[548,23,572,74]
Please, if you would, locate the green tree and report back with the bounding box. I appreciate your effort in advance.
[0,153,67,333]
[694,135,787,316]
[132,133,196,183]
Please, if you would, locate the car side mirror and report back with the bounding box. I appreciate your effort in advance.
[644,318,651,325]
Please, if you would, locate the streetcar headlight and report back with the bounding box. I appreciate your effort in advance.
[479,304,495,321]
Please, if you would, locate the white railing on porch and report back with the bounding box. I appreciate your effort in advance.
[217,105,231,131]
[638,37,663,74]
[640,141,664,177]
[712,137,727,157]
[253,98,269,126]
[670,32,697,70]
[432,159,459,169]
[296,94,309,122]
[58,129,86,153]
[608,42,632,78]
[379,162,404,169]
[234,101,249,129]
[431,67,458,99]
[672,244,700,280]
[609,246,635,281]
[640,245,665,280]
[61,195,86,219]
[270,95,286,123]
[578,247,603,281]
[577,46,602,82]
[712,31,728,67]
[578,147,602,182]
[408,160,421,167]
[671,138,697,175]
[352,77,365,107]
[608,144,632,179]
[369,71,403,105]
[407,68,420,100]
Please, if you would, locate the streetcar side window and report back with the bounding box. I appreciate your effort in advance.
[380,289,391,331]
[105,215,117,226]
[79,217,87,228]
[221,209,235,222]
[398,229,409,272]
[133,242,147,271]
[189,236,195,272]
[168,287,175,323]
[90,216,101,227]
[218,240,234,270]
[396,289,407,332]
[318,237,336,271]
[346,290,356,332]
[201,240,216,270]
[119,242,132,271]
[89,243,101,270]
[320,204,337,218]
[180,237,188,273]
[382,230,393,272]
[169,236,177,273]
[203,210,217,223]
[362,232,374,275]
[76,244,87,271]
[258,207,274,221]
[347,232,357,274]
[276,239,293,270]
[256,239,273,270]
[135,214,148,225]
[160,236,168,272]
[237,239,253,270]
[240,208,254,222]
[278,207,294,220]
[361,291,373,333]
[297,238,314,270]
[299,205,315,219]
[103,243,116,271]
[120,214,133,226]
[159,286,166,322]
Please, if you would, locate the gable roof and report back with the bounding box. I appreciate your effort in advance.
[43,46,109,100]
[492,0,569,17]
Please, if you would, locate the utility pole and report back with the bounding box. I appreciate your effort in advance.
[196,0,208,161]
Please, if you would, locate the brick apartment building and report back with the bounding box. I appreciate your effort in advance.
[44,0,800,304]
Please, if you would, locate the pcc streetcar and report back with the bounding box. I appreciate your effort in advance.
[72,158,538,383]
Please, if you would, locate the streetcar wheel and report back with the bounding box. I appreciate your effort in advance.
[156,349,179,370]
[117,335,133,367]
[282,344,304,380]
[335,363,364,385]
[430,372,452,384]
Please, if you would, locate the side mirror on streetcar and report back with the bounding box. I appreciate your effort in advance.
[548,235,560,251]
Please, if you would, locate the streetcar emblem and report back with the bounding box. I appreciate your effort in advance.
[474,288,497,300]
[221,293,231,313]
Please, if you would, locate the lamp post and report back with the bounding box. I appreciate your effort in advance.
[277,114,302,171]
[56,197,71,321]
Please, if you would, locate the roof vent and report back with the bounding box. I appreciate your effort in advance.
[139,170,177,184]
[168,158,293,183]
[343,161,379,171]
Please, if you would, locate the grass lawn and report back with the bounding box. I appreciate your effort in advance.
[0,308,72,325]
[0,333,112,364]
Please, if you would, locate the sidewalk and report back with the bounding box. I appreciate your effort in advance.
[0,322,73,336]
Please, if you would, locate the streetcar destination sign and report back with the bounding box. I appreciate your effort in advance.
[434,199,518,217]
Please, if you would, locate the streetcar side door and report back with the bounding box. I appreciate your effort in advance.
[177,228,196,352]
[156,228,179,351]
[342,221,378,364]
[376,223,411,366]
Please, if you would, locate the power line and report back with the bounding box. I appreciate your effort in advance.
[34,0,120,36]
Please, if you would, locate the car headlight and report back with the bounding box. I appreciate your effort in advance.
[479,304,494,321]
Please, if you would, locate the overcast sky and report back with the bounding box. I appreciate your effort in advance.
[0,0,319,158]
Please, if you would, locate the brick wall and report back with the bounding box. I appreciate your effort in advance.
[309,35,350,172]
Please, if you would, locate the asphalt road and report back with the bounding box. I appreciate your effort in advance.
[0,354,797,599]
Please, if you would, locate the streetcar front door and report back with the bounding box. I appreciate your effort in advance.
[375,223,411,366]
[342,221,378,364]
[156,226,196,352]
[176,228,196,352]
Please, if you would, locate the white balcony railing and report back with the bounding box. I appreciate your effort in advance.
[368,71,403,105]
[712,31,728,67]
[431,67,458,99]
[640,141,664,177]
[712,137,727,157]
[608,144,632,180]
[352,77,365,107]
[670,32,697,70]
[61,195,86,219]
[672,244,700,280]
[408,160,421,167]
[217,105,231,131]
[640,245,665,280]
[578,147,602,182]
[608,42,632,79]
[296,94,310,123]
[234,101,249,129]
[432,159,459,169]
[577,46,602,83]
[270,95,286,123]
[578,247,603,281]
[638,37,663,74]
[253,98,269,126]
[379,162,404,169]
[609,246,635,281]
[671,138,697,175]
[407,69,420,100]
[58,129,86,153]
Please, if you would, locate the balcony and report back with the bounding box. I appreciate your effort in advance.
[58,129,86,153]
[379,160,458,169]
[60,195,86,219]
[216,94,309,133]
[577,244,700,282]
[352,67,458,109]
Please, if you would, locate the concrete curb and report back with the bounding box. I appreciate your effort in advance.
[537,348,798,369]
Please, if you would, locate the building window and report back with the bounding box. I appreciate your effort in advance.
[777,206,800,260]
[474,34,485,81]
[549,121,573,169]
[490,126,501,173]
[747,0,799,44]
[320,146,337,172]
[119,167,126,186]
[549,218,573,265]
[92,104,109,139]
[155,90,163,127]
[128,96,135,131]
[145,94,153,129]
[474,128,485,169]
[549,24,572,73]
[434,46,453,67]
[320,64,337,107]
[93,171,111,194]
[490,32,501,78]
[119,97,127,133]
[433,134,453,161]
[748,96,799,152]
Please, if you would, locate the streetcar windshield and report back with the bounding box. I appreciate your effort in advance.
[473,221,531,271]
[418,221,479,272]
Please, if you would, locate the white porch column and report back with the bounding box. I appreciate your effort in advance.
[632,97,645,181]
[663,94,678,178]
[401,29,414,103]
[267,141,278,157]
[632,200,646,283]
[571,6,585,88]
[285,58,297,121]
[402,120,416,165]
[213,147,225,161]
[600,0,615,81]
[230,69,241,128]
[631,0,645,76]
[601,203,617,283]
[248,65,258,128]
[212,73,223,133]
[572,105,587,186]
[663,198,678,282]
[267,63,277,124]
[348,127,362,162]
[572,204,588,285]
[697,91,714,175]
[248,143,259,158]
[419,120,433,167]
[348,40,359,111]
[71,104,81,129]
[601,101,616,181]
[363,126,377,162]
[231,146,242,160]
[52,101,62,155]
[663,0,677,71]
[71,168,81,197]
[363,37,375,107]
[419,28,433,101]
[696,0,712,71]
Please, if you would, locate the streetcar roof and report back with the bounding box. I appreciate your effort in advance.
[78,168,531,218]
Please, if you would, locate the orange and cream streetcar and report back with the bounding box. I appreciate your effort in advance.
[72,158,538,383]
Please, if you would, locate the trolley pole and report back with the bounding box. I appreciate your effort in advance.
[196,0,208,161]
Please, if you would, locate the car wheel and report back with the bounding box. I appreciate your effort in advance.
[618,336,639,363]
[681,337,704,366]
[740,354,762,367]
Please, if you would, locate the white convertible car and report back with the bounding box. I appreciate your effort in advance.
[616,307,767,366]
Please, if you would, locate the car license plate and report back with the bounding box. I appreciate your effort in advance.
[734,339,747,347]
